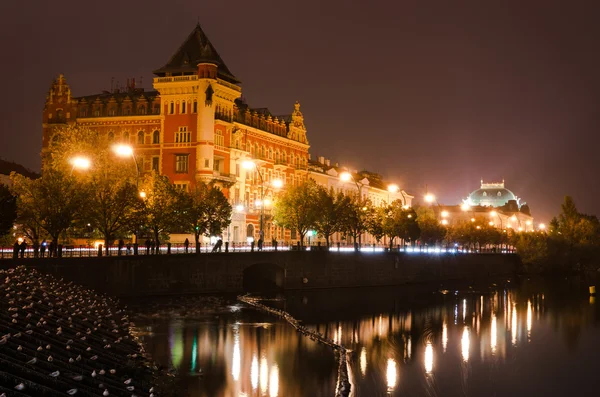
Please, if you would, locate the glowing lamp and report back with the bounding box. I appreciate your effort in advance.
[242,160,256,170]
[235,204,244,212]
[461,203,470,211]
[272,179,284,189]
[424,193,435,203]
[387,184,399,193]
[113,144,133,157]
[441,210,449,218]
[340,172,352,182]
[70,156,91,170]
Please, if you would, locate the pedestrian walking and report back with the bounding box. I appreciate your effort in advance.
[184,238,190,253]
[257,238,263,251]
[145,239,151,255]
[13,240,19,259]
[118,239,125,256]
[19,240,27,258]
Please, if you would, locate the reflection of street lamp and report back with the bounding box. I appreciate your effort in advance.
[113,144,140,186]
[70,156,91,175]
[242,160,265,240]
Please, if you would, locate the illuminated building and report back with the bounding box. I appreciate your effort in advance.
[41,23,411,244]
[434,180,535,232]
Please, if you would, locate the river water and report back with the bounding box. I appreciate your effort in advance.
[134,277,600,397]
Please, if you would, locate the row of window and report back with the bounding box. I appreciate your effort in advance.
[168,100,198,115]
[107,130,160,145]
[80,105,160,118]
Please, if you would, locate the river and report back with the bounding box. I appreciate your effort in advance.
[133,277,600,397]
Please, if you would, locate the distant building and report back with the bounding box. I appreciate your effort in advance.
[435,180,535,232]
[41,23,410,245]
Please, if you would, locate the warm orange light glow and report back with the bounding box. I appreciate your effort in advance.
[139,191,146,198]
[461,203,470,211]
[490,210,497,217]
[113,144,133,157]
[489,221,494,226]
[424,193,435,203]
[539,223,546,230]
[340,172,352,182]
[511,215,518,222]
[424,342,433,374]
[242,160,256,170]
[441,219,449,225]
[441,210,449,218]
[272,179,284,189]
[70,156,91,170]
[471,218,475,222]
[387,184,399,193]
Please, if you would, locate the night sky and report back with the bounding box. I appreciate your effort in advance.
[1,0,599,222]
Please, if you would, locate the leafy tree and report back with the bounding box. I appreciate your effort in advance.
[273,179,320,247]
[365,204,386,244]
[0,183,17,238]
[339,195,372,250]
[312,186,351,248]
[182,182,232,249]
[382,201,419,248]
[138,172,185,251]
[415,207,447,247]
[10,170,85,251]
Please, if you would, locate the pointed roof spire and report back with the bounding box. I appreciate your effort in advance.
[153,23,240,84]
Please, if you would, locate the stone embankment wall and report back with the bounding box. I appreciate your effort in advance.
[1,252,521,297]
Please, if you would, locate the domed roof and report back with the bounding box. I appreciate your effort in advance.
[467,181,517,208]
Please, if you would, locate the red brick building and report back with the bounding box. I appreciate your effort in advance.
[42,24,312,244]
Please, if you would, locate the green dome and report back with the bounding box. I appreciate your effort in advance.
[467,181,517,208]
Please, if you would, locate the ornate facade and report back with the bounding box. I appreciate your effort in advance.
[42,23,410,245]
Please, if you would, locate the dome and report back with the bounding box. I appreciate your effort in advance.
[466,181,517,208]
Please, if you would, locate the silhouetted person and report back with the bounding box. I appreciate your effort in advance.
[150,239,156,254]
[118,239,124,256]
[40,240,47,258]
[257,238,263,251]
[212,238,223,253]
[19,241,27,258]
[184,238,190,253]
[13,241,19,259]
[145,239,151,255]
[250,241,255,252]
[126,242,131,255]
[272,238,278,251]
[49,241,55,258]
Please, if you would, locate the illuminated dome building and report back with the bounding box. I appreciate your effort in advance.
[435,180,536,232]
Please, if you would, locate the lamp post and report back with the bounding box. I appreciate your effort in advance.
[242,160,265,243]
[113,144,140,187]
[69,156,91,175]
[387,184,399,204]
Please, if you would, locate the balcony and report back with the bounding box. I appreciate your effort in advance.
[153,75,199,84]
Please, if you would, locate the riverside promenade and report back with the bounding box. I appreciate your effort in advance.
[1,250,522,297]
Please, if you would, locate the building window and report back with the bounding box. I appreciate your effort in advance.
[193,101,198,113]
[152,130,160,144]
[123,131,130,142]
[174,182,188,192]
[213,159,221,172]
[175,155,189,173]
[138,105,146,115]
[175,127,191,143]
[152,156,159,172]
[204,159,209,168]
[137,131,145,145]
[215,130,224,147]
[108,109,116,116]
[79,108,87,117]
[181,101,186,114]
[153,105,160,114]
[169,102,174,114]
[94,109,101,117]
[108,131,114,141]
[235,164,240,177]
[483,191,487,197]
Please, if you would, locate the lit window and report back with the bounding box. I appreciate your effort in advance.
[175,155,189,173]
[152,157,159,172]
[482,191,487,197]
[137,131,145,145]
[152,130,160,144]
[107,131,114,141]
[181,100,186,114]
[215,130,224,147]
[175,127,191,143]
[174,183,188,192]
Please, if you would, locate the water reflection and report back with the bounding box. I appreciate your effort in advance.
[386,358,397,392]
[136,279,600,396]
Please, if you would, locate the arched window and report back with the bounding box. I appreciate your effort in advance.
[123,131,130,142]
[193,101,198,113]
[181,100,186,114]
[137,131,145,145]
[247,224,254,238]
[152,130,160,144]
[108,131,114,141]
[169,102,174,114]
[138,105,146,115]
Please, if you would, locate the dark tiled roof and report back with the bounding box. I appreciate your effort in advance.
[153,24,240,84]
[74,89,159,103]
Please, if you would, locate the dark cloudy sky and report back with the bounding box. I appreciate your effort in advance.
[1,0,599,222]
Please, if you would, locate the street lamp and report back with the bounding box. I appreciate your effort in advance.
[242,160,265,241]
[424,193,435,204]
[70,156,91,175]
[113,144,140,186]
[539,223,546,231]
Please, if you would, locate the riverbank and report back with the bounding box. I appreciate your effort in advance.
[0,266,165,397]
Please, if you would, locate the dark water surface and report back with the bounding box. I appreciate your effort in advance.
[133,278,600,397]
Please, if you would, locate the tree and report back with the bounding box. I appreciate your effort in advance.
[365,204,386,245]
[10,170,84,251]
[415,207,447,247]
[138,172,185,250]
[312,186,351,248]
[382,201,420,248]
[0,183,17,238]
[339,195,372,250]
[182,182,232,249]
[273,179,320,247]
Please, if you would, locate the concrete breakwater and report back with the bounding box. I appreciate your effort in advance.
[1,252,521,297]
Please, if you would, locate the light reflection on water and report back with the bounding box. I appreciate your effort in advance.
[137,279,600,396]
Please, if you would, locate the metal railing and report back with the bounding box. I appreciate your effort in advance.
[0,241,515,260]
